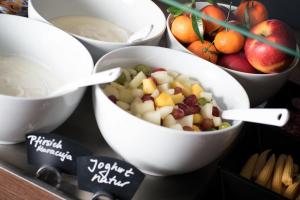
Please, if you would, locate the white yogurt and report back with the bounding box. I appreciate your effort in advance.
[0,55,64,98]
[50,16,131,43]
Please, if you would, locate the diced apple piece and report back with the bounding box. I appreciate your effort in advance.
[119,88,134,103]
[168,70,179,78]
[171,81,192,97]
[129,71,147,88]
[192,84,204,98]
[177,115,193,127]
[103,85,120,99]
[143,78,157,94]
[171,93,185,104]
[142,111,161,125]
[200,92,213,102]
[151,89,160,98]
[133,100,155,114]
[158,83,170,92]
[201,103,213,119]
[175,74,191,86]
[157,106,174,119]
[151,71,169,84]
[169,123,183,130]
[131,88,144,97]
[167,89,175,95]
[116,101,130,110]
[163,114,177,127]
[212,116,222,127]
[155,92,175,107]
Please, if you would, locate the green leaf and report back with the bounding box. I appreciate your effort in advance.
[167,6,184,17]
[192,14,204,43]
[205,0,215,4]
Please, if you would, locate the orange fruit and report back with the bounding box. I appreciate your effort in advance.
[201,5,226,36]
[187,40,218,63]
[214,30,245,54]
[171,15,199,44]
[235,1,268,28]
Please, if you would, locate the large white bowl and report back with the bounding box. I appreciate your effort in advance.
[28,0,166,62]
[166,2,299,106]
[0,14,94,144]
[93,46,250,176]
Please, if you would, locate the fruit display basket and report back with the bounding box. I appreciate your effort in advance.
[0,0,300,200]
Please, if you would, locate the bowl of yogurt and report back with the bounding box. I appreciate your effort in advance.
[28,0,166,61]
[0,14,93,144]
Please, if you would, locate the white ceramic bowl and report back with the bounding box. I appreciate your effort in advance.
[93,46,250,176]
[166,2,299,106]
[28,0,166,62]
[0,14,94,144]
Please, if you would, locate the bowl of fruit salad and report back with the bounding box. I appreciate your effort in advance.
[166,1,299,106]
[93,46,249,176]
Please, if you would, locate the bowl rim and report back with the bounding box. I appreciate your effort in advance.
[93,45,250,137]
[29,0,167,46]
[0,14,94,101]
[166,2,300,77]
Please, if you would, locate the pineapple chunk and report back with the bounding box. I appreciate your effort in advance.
[133,100,155,114]
[129,71,147,88]
[177,115,193,127]
[192,84,204,98]
[116,101,130,110]
[200,92,213,102]
[143,78,157,94]
[171,93,185,104]
[155,92,175,107]
[212,117,222,127]
[169,123,183,130]
[119,88,134,103]
[103,85,120,99]
[171,81,192,97]
[163,114,177,127]
[192,125,201,132]
[157,106,174,119]
[131,88,144,97]
[151,89,160,98]
[142,111,161,125]
[193,114,203,124]
[201,103,213,119]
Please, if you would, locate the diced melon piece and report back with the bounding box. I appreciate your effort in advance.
[171,81,192,97]
[131,88,144,97]
[177,115,193,127]
[175,74,191,86]
[155,92,175,107]
[103,85,120,99]
[201,103,213,119]
[169,123,183,130]
[142,111,161,125]
[168,70,179,78]
[151,89,160,98]
[151,71,169,84]
[200,92,213,102]
[128,68,137,76]
[212,117,222,127]
[157,106,174,119]
[133,100,155,114]
[116,101,130,110]
[123,68,132,82]
[192,125,201,132]
[119,88,134,103]
[111,82,125,90]
[167,89,175,95]
[129,71,147,88]
[192,84,204,98]
[163,114,177,127]
[158,83,170,92]
[171,93,185,104]
[193,114,203,124]
[143,78,157,94]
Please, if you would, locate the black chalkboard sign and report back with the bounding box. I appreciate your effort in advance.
[77,156,145,200]
[26,133,92,175]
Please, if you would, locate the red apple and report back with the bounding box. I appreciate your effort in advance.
[218,51,259,73]
[244,19,296,73]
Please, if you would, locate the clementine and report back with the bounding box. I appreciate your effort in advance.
[214,30,245,54]
[171,15,199,44]
[187,40,218,63]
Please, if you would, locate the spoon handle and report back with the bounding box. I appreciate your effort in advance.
[221,109,289,127]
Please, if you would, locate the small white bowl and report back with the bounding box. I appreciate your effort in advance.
[28,0,166,61]
[166,2,299,106]
[0,14,94,144]
[93,46,249,176]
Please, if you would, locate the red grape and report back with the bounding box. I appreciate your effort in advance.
[174,87,183,94]
[212,106,220,117]
[184,95,197,106]
[201,119,214,130]
[108,95,117,104]
[152,67,166,72]
[142,94,154,102]
[171,108,185,119]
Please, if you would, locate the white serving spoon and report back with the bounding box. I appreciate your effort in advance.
[51,67,122,96]
[127,24,154,43]
[222,108,289,127]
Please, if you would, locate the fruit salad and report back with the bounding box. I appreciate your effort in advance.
[102,64,230,132]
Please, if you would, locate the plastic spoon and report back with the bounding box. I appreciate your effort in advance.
[127,24,154,43]
[51,67,122,96]
[221,108,289,127]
